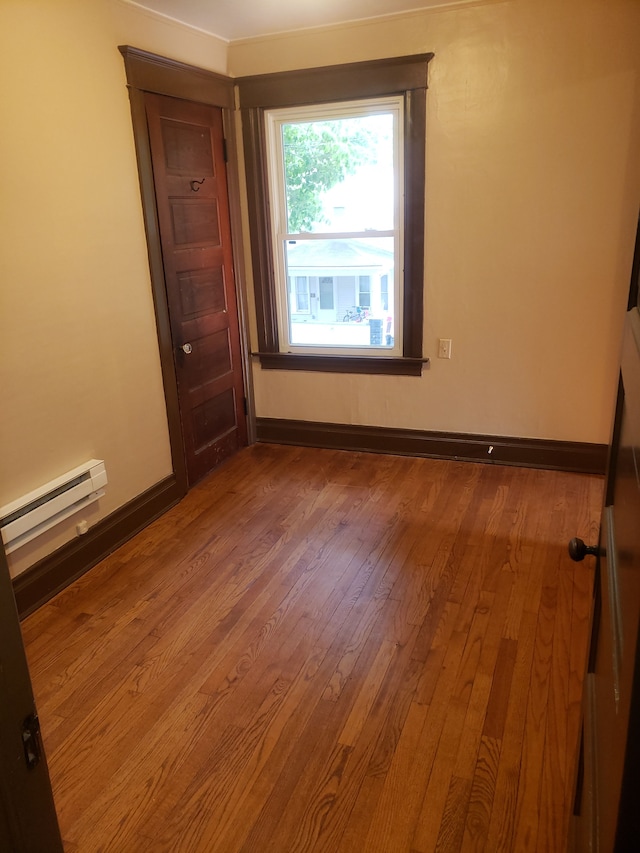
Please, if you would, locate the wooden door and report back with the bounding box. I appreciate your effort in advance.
[0,547,63,852]
[145,93,247,486]
[571,231,640,850]
[591,317,640,850]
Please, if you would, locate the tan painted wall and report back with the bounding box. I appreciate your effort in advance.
[230,0,640,445]
[0,0,228,577]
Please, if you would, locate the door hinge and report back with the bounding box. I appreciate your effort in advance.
[222,137,229,163]
[243,397,248,415]
[22,713,43,770]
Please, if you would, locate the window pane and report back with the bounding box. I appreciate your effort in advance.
[284,237,394,348]
[281,112,394,235]
[294,276,309,312]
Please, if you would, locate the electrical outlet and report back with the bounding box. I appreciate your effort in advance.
[438,338,452,359]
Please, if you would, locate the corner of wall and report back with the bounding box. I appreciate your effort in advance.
[108,0,230,75]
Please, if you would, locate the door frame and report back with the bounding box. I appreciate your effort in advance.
[118,46,255,495]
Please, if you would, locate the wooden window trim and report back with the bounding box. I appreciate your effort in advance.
[237,54,433,376]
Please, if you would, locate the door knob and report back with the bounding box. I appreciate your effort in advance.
[181,343,193,354]
[568,537,598,561]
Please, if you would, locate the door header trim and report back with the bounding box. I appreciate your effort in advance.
[119,46,234,108]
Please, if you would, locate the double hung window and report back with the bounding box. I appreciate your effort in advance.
[238,54,432,375]
[265,98,402,355]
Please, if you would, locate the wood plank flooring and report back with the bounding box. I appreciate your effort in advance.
[22,444,603,852]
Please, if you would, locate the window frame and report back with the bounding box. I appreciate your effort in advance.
[237,54,433,376]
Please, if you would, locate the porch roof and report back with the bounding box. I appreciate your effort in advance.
[286,238,393,272]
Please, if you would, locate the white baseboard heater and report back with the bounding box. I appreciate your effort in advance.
[0,460,107,554]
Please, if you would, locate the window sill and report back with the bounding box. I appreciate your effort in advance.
[253,352,429,375]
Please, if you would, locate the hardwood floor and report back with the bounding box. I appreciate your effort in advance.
[22,444,603,852]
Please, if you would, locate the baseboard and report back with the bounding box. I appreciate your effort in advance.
[13,475,183,618]
[256,418,608,476]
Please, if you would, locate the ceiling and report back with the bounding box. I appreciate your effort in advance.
[128,0,471,42]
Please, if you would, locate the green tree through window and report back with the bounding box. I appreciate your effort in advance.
[282,121,373,233]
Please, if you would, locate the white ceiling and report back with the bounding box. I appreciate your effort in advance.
[127,0,471,42]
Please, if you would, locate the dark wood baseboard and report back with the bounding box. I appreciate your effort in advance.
[256,418,608,476]
[13,475,183,618]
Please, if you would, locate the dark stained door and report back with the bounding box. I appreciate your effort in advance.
[580,318,640,852]
[145,93,247,486]
[0,546,63,852]
[570,222,640,851]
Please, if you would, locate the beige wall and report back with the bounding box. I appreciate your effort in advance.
[0,0,228,577]
[230,0,640,445]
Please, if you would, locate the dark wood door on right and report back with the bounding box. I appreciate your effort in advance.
[571,229,640,850]
[0,546,63,852]
[145,92,247,486]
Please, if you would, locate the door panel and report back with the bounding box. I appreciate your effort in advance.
[178,268,226,316]
[171,199,221,245]
[145,93,247,486]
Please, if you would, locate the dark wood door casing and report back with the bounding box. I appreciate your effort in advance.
[118,46,254,494]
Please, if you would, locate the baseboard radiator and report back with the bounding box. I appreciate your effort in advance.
[0,460,107,554]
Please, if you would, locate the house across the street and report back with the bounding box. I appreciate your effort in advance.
[286,237,394,346]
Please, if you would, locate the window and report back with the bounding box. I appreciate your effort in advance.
[358,276,372,310]
[238,54,432,375]
[291,276,310,313]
